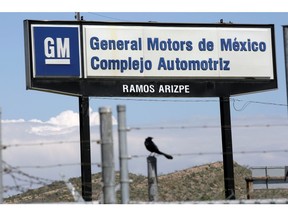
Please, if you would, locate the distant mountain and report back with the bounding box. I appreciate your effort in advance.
[4,161,288,203]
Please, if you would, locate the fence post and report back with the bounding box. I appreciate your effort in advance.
[99,107,116,204]
[245,178,253,200]
[147,156,158,201]
[117,105,130,204]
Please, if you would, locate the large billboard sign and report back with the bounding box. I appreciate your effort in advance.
[24,20,277,97]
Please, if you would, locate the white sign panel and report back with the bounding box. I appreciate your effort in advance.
[83,25,274,79]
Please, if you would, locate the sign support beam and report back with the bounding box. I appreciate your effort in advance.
[79,96,92,201]
[219,96,236,200]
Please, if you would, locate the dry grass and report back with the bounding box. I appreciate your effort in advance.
[4,161,288,203]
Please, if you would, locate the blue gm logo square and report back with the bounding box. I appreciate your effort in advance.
[32,25,81,77]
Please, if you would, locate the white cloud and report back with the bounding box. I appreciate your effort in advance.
[47,110,79,127]
[29,119,43,123]
[12,109,118,136]
[89,108,100,126]
[2,119,25,123]
[28,125,77,136]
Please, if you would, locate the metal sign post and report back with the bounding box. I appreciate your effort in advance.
[76,13,92,201]
[219,96,235,200]
[79,96,92,201]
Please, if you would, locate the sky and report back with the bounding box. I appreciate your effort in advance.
[2,2,288,211]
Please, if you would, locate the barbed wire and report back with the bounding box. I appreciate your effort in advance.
[231,98,288,112]
[131,149,288,158]
[128,123,288,131]
[90,96,288,108]
[2,161,56,196]
[2,139,99,149]
[3,161,55,182]
[4,159,288,204]
[3,153,288,202]
[232,98,288,107]
[2,106,288,200]
[10,162,101,169]
[2,148,287,170]
[2,123,288,149]
[3,140,79,148]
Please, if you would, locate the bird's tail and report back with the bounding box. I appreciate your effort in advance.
[159,151,173,159]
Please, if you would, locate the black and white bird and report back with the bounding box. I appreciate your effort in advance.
[144,137,173,159]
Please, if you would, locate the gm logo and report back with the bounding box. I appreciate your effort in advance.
[32,25,81,77]
[44,37,71,65]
